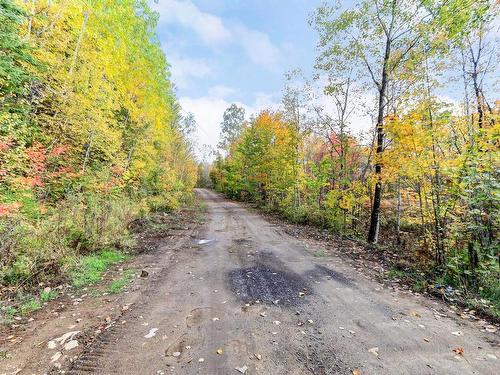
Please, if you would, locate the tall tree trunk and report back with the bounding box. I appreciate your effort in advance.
[69,11,89,77]
[396,178,402,246]
[367,37,391,244]
[82,129,95,173]
[425,57,445,266]
[472,72,484,129]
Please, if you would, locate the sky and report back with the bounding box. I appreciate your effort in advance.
[150,0,498,158]
[150,0,328,153]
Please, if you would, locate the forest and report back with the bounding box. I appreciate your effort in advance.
[210,0,499,316]
[0,0,499,373]
[0,0,196,304]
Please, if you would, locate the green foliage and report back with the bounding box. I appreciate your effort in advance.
[70,250,125,288]
[0,305,17,320]
[106,270,135,294]
[0,192,138,287]
[211,0,499,316]
[0,0,37,105]
[218,104,245,151]
[40,288,58,302]
[386,268,406,280]
[19,295,41,315]
[0,0,197,296]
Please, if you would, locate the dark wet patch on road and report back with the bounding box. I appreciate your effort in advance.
[307,264,354,286]
[228,265,309,306]
[233,238,252,245]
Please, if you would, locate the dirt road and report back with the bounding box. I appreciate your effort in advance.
[2,189,499,374]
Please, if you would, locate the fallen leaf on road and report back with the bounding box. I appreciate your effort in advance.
[352,369,362,375]
[273,320,281,325]
[410,311,421,318]
[423,338,430,342]
[485,325,497,333]
[235,365,248,373]
[144,328,158,339]
[451,331,463,336]
[260,312,267,317]
[298,292,305,297]
[368,347,379,357]
[216,348,224,355]
[172,351,181,357]
[453,347,464,356]
[198,358,205,362]
[212,317,220,322]
[255,354,262,360]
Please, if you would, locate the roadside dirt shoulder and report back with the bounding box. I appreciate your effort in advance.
[0,206,205,375]
[259,209,499,334]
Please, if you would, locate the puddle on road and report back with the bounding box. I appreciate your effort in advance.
[229,265,309,306]
[197,239,215,245]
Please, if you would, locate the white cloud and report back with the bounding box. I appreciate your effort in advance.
[153,0,231,45]
[152,0,282,67]
[208,85,235,98]
[179,88,280,153]
[168,55,213,89]
[253,91,279,109]
[232,24,281,66]
[179,95,230,150]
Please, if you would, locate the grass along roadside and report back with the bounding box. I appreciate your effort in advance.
[0,287,59,322]
[0,197,205,325]
[106,269,136,294]
[0,249,129,324]
[70,250,128,289]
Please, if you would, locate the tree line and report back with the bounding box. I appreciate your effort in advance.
[0,0,196,290]
[210,0,499,311]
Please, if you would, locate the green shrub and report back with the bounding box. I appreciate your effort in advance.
[0,305,18,321]
[19,297,41,315]
[1,193,138,289]
[40,289,58,302]
[107,270,135,294]
[70,250,125,288]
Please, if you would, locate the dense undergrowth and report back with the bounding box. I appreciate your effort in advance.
[210,0,499,318]
[0,0,197,313]
[212,111,499,318]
